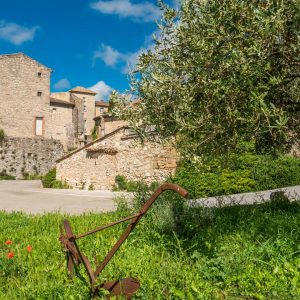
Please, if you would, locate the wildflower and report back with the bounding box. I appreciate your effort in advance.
[7,252,14,259]
[26,245,32,252]
[5,240,12,245]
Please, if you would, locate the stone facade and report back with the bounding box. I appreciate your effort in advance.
[56,127,178,190]
[0,53,107,152]
[0,137,64,179]
[70,89,96,137]
[94,115,128,138]
[0,53,52,138]
[49,99,75,150]
[95,101,109,117]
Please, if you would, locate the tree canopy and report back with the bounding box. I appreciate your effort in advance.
[110,0,300,160]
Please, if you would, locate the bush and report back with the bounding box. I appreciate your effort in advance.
[42,168,70,189]
[172,153,300,198]
[0,170,15,180]
[113,175,155,193]
[0,129,4,143]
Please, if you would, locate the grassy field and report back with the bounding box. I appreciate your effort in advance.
[1,194,300,299]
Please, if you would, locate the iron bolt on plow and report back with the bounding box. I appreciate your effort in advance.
[59,183,188,298]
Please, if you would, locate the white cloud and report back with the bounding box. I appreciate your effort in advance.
[54,78,71,91]
[94,31,156,74]
[89,80,113,100]
[0,20,39,45]
[90,0,161,22]
[93,44,123,67]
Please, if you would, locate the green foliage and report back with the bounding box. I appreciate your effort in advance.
[0,129,4,143]
[42,168,70,189]
[172,154,300,198]
[0,170,15,180]
[111,0,300,159]
[88,184,95,191]
[22,173,42,180]
[113,175,153,192]
[1,197,300,298]
[91,125,98,141]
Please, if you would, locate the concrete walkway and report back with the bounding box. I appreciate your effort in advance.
[1,180,300,215]
[192,185,300,207]
[0,180,125,215]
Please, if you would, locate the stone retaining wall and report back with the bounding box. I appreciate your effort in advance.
[0,137,64,179]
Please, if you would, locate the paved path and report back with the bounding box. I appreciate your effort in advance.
[192,185,300,207]
[0,180,125,215]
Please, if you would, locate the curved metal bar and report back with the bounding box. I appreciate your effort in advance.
[94,183,188,278]
[60,183,188,296]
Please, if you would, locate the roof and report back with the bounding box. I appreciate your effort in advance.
[56,126,129,163]
[95,101,109,107]
[69,86,97,95]
[50,98,74,107]
[0,52,52,71]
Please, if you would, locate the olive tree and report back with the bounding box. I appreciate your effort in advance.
[111,0,300,160]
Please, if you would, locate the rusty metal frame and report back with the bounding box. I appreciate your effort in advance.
[59,183,188,298]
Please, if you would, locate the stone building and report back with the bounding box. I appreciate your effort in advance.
[0,53,52,138]
[0,52,109,178]
[0,52,104,151]
[95,100,109,117]
[56,126,178,190]
[51,87,98,148]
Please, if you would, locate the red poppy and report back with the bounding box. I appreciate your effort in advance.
[7,252,14,259]
[26,245,32,252]
[5,240,12,245]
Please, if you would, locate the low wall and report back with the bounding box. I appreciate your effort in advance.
[0,137,64,179]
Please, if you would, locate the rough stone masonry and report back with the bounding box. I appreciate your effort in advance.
[0,137,63,179]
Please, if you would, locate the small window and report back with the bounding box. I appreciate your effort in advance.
[38,72,42,77]
[35,117,43,136]
[37,91,42,96]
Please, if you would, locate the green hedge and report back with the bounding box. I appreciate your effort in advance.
[42,168,70,189]
[171,154,300,198]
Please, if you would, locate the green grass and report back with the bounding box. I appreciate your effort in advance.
[1,197,300,299]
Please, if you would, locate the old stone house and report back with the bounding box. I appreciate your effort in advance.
[0,53,52,138]
[56,126,178,190]
[0,52,109,178]
[0,53,108,150]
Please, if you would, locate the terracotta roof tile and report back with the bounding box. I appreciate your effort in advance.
[95,101,109,107]
[69,86,97,95]
[50,98,74,107]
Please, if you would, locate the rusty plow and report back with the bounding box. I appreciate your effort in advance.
[59,183,188,299]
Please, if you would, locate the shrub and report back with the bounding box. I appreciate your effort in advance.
[42,169,56,188]
[42,168,70,189]
[172,153,300,198]
[113,175,151,193]
[0,129,4,143]
[22,173,42,180]
[88,184,95,191]
[0,170,15,180]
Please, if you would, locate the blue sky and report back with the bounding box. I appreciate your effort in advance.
[0,0,177,100]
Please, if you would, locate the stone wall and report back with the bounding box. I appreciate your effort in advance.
[49,103,75,150]
[0,53,52,138]
[70,91,96,137]
[0,137,64,179]
[56,127,178,190]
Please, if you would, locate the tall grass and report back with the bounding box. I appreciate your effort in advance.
[1,194,300,299]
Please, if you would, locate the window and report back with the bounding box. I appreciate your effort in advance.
[35,117,43,136]
[37,91,42,96]
[100,107,104,112]
[38,72,42,77]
